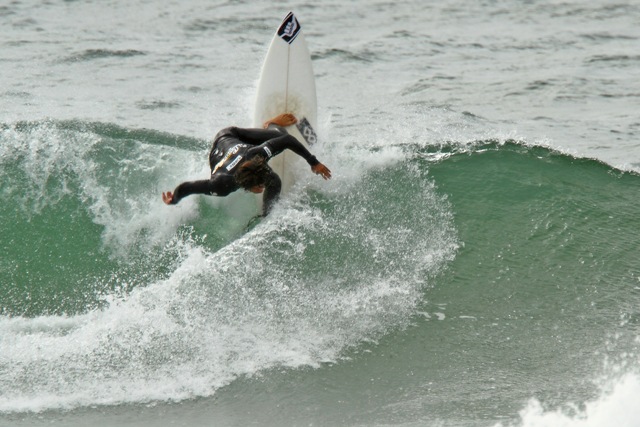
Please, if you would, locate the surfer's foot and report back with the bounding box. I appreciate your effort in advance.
[263,113,297,128]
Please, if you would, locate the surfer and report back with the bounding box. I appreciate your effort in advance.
[162,113,331,215]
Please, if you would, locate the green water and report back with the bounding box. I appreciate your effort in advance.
[1,124,639,427]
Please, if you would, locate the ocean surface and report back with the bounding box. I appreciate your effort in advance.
[1,1,639,426]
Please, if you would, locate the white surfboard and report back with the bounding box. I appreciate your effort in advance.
[253,12,318,202]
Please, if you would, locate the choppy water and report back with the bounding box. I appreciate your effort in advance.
[1,1,639,426]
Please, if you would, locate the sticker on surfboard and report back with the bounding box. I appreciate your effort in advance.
[295,117,317,145]
[277,12,301,44]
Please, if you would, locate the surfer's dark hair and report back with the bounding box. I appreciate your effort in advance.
[234,157,272,190]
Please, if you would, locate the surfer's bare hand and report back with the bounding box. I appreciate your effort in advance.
[263,113,298,128]
[312,163,332,180]
[162,191,174,205]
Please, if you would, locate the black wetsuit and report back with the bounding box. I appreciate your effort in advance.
[170,126,319,215]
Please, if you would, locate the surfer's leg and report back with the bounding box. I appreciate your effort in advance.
[233,127,284,146]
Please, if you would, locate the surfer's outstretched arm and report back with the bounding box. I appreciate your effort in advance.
[246,134,332,180]
[162,175,235,205]
[162,180,214,205]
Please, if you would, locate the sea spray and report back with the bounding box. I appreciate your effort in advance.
[0,121,459,412]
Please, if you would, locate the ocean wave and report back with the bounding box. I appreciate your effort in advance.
[0,118,458,412]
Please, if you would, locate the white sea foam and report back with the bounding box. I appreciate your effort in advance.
[495,372,640,427]
[0,125,458,413]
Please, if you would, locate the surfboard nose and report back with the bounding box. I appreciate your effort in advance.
[278,12,301,44]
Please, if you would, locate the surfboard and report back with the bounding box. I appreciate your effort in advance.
[253,12,318,202]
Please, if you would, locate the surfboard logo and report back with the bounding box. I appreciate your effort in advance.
[278,12,301,44]
[296,117,317,145]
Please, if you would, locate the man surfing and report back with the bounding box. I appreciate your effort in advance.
[162,113,331,216]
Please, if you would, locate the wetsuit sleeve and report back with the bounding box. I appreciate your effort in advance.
[248,133,320,166]
[264,133,319,166]
[169,175,236,204]
[231,127,320,166]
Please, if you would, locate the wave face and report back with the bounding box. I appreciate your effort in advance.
[0,120,458,413]
[2,119,639,425]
